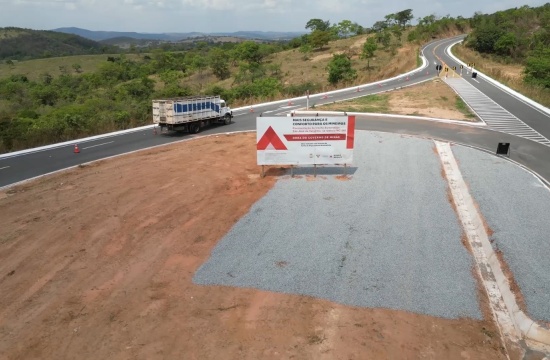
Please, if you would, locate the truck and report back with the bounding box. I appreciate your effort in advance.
[152,95,233,133]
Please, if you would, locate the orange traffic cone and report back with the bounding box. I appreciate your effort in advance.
[74,144,80,154]
[356,87,362,92]
[322,94,328,99]
[249,107,254,113]
[288,100,293,106]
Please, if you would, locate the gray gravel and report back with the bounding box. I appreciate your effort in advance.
[452,146,550,322]
[194,131,482,319]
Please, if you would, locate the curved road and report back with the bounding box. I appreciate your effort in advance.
[1,35,550,188]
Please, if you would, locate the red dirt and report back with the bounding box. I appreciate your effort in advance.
[0,133,506,359]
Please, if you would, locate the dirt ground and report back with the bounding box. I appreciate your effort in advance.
[0,133,506,359]
[318,79,475,121]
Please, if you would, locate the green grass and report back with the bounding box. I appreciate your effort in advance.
[318,94,390,113]
[0,53,142,81]
[455,96,476,118]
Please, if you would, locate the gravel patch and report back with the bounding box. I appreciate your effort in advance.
[194,131,481,319]
[452,145,550,322]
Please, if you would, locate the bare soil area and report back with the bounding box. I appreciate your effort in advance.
[318,79,476,120]
[0,133,505,359]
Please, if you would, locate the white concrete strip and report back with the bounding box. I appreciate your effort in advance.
[436,140,550,352]
[81,141,114,150]
[0,166,10,170]
[435,141,518,356]
[291,110,486,127]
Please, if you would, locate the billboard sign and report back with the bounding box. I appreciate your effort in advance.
[256,116,355,165]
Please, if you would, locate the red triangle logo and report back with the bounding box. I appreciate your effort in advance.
[257,126,287,150]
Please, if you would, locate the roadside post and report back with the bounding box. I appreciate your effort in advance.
[460,65,463,76]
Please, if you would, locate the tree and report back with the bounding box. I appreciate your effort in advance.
[326,54,357,85]
[309,30,331,50]
[391,25,403,43]
[72,63,83,73]
[381,30,392,48]
[208,48,231,80]
[234,41,265,64]
[337,20,353,38]
[299,44,313,60]
[361,38,378,69]
[524,48,550,88]
[372,21,388,33]
[306,18,331,32]
[494,32,517,56]
[395,9,414,27]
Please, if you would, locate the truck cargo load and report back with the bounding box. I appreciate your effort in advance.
[152,95,232,133]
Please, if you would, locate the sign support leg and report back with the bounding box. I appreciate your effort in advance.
[261,165,265,178]
[344,164,347,177]
[314,164,317,178]
[291,166,294,178]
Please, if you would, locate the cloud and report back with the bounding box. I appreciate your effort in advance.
[0,0,548,32]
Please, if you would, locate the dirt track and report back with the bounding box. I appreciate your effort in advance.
[0,133,506,359]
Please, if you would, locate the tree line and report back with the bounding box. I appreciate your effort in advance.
[464,4,550,88]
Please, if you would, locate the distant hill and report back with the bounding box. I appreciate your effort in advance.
[0,27,111,60]
[53,27,306,42]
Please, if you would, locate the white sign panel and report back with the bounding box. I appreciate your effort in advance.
[257,116,355,165]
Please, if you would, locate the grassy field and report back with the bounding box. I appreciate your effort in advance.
[452,43,550,108]
[0,53,143,80]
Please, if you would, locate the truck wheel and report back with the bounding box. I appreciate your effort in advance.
[224,114,231,125]
[189,123,200,134]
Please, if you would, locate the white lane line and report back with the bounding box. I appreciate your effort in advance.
[472,79,480,83]
[82,141,114,150]
[0,166,10,170]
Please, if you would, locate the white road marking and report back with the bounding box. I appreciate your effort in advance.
[82,141,114,150]
[445,77,550,146]
[0,166,10,170]
[472,79,480,83]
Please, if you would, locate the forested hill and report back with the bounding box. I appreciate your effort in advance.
[465,4,550,87]
[0,27,113,61]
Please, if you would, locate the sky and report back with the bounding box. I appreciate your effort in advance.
[1,0,549,33]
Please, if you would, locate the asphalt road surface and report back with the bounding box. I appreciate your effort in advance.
[2,35,550,189]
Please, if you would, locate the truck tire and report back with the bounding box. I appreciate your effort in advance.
[224,114,231,125]
[189,123,200,134]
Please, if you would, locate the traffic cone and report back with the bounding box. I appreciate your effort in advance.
[249,107,254,113]
[406,76,410,81]
[288,100,293,106]
[356,87,362,92]
[323,94,328,99]
[378,83,382,87]
[153,126,157,135]
[74,144,80,154]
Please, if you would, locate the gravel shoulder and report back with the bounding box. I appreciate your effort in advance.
[194,132,481,319]
[452,145,550,324]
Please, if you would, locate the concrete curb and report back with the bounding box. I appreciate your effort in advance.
[291,110,485,127]
[446,41,550,117]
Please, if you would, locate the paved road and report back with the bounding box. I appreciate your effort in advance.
[2,35,550,189]
[434,37,550,144]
